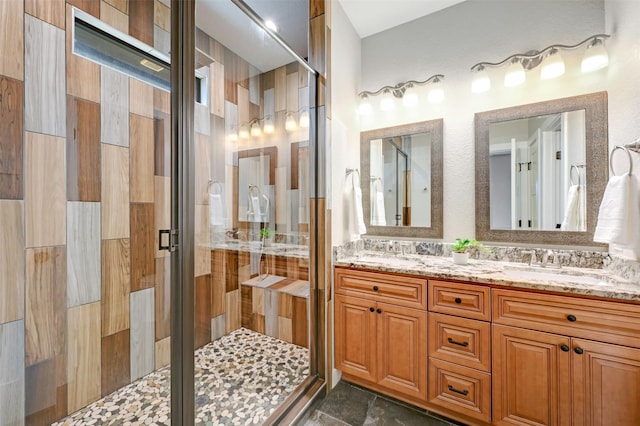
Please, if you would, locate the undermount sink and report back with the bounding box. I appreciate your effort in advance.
[501,268,604,285]
[355,255,421,268]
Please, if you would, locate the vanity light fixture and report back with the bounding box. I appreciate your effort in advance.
[540,49,565,80]
[504,59,526,87]
[470,34,610,92]
[471,66,491,93]
[299,107,310,128]
[263,114,275,134]
[285,112,297,131]
[357,74,445,115]
[227,124,238,142]
[238,123,250,140]
[250,119,262,137]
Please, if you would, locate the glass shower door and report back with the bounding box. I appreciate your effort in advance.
[190,0,315,422]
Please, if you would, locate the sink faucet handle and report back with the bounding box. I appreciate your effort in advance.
[522,250,537,265]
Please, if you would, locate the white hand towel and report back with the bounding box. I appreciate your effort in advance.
[209,193,225,226]
[354,186,367,235]
[250,196,262,222]
[371,190,386,226]
[594,175,636,245]
[560,185,580,231]
[578,184,587,231]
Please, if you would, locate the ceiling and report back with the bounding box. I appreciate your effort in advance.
[338,0,467,38]
[195,0,466,73]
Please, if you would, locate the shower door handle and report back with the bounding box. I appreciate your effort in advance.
[159,229,179,252]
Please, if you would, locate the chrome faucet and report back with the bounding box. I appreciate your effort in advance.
[541,250,561,268]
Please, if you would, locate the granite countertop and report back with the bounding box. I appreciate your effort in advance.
[206,240,310,259]
[335,252,640,302]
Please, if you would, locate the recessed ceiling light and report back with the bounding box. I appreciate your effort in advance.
[265,20,278,33]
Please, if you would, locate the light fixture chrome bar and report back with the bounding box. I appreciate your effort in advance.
[229,0,318,76]
[358,74,444,98]
[470,34,610,71]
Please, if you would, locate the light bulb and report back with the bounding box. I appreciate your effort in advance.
[540,50,565,80]
[285,114,297,132]
[402,86,418,107]
[299,108,310,128]
[504,60,525,87]
[427,79,444,103]
[581,39,608,72]
[227,127,238,142]
[238,124,250,139]
[263,115,275,134]
[379,90,395,111]
[471,67,490,93]
[358,96,372,115]
[250,121,261,137]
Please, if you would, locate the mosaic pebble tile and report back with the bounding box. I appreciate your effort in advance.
[53,328,309,425]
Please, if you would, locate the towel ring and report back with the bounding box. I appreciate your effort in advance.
[208,180,223,195]
[569,165,580,186]
[610,146,633,176]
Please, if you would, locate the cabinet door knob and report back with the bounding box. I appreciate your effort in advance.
[454,297,462,304]
[376,308,382,314]
[447,337,469,348]
[574,347,584,355]
[373,286,379,291]
[369,307,375,312]
[567,314,577,322]
[560,344,570,352]
[447,384,469,396]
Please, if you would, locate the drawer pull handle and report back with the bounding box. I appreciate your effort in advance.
[376,308,382,314]
[574,347,584,355]
[560,344,570,352]
[447,384,469,396]
[567,314,577,322]
[447,337,469,347]
[373,286,379,291]
[454,297,462,304]
[369,307,375,312]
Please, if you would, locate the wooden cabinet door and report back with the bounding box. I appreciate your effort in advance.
[334,294,377,383]
[572,338,640,426]
[492,324,571,426]
[377,302,427,401]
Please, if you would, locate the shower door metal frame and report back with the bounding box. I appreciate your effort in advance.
[170,0,196,424]
[170,0,325,423]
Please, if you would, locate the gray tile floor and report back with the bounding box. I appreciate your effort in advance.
[303,381,463,426]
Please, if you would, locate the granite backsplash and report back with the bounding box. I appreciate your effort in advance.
[334,238,640,283]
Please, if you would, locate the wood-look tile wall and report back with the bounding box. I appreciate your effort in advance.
[1,0,320,422]
[0,1,176,423]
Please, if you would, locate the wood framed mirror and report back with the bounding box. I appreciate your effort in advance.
[360,119,443,239]
[475,92,608,246]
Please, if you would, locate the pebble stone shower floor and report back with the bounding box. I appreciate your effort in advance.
[53,328,310,426]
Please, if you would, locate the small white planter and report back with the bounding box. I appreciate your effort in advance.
[262,237,273,247]
[452,252,469,265]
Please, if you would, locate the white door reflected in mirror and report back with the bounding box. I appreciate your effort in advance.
[489,110,586,231]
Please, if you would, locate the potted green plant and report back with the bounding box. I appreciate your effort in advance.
[451,238,489,265]
[260,227,274,247]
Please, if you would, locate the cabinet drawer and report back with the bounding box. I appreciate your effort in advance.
[493,288,640,348]
[335,268,427,309]
[428,313,491,372]
[429,280,490,321]
[428,358,491,423]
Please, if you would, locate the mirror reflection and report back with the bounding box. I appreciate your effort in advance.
[235,146,277,224]
[361,119,443,239]
[369,133,431,227]
[475,92,608,246]
[489,111,586,231]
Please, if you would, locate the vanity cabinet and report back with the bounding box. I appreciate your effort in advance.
[334,267,640,426]
[492,289,640,426]
[334,269,427,402]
